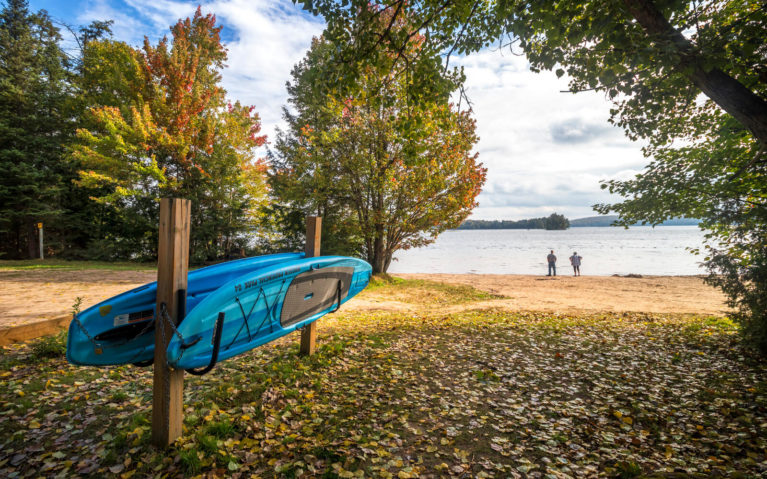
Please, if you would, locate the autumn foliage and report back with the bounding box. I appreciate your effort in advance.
[272,32,485,273]
[71,8,267,261]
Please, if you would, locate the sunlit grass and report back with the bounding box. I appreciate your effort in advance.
[365,273,506,304]
[0,259,155,271]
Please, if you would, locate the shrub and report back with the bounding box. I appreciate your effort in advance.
[31,331,67,360]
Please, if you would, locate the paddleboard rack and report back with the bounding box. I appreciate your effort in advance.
[185,312,225,376]
[132,310,225,375]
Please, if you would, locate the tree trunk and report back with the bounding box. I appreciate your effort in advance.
[372,235,385,273]
[624,0,767,146]
[370,221,387,273]
[15,225,21,259]
[26,220,37,259]
[383,251,393,273]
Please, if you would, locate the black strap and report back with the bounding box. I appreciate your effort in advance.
[133,358,153,367]
[177,289,186,325]
[329,280,343,313]
[185,312,225,376]
[227,281,285,351]
[180,336,202,349]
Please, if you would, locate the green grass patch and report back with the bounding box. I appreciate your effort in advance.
[366,274,505,304]
[204,418,235,438]
[681,315,738,334]
[179,448,202,474]
[30,331,67,360]
[0,259,156,271]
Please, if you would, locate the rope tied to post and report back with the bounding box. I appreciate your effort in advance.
[158,302,186,368]
[72,312,102,355]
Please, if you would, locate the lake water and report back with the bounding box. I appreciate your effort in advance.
[387,226,708,276]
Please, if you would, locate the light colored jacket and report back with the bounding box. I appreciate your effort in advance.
[570,255,582,266]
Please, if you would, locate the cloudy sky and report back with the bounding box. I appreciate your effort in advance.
[30,0,648,220]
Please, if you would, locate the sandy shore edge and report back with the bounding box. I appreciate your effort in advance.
[0,270,730,333]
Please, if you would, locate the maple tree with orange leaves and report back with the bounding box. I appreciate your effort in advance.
[71,8,267,261]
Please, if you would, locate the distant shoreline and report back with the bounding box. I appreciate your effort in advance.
[456,216,701,230]
[450,223,702,231]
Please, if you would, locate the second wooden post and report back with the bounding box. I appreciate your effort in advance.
[299,215,321,356]
[152,198,190,447]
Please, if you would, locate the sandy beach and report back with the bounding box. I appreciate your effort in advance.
[0,269,730,330]
[390,273,730,315]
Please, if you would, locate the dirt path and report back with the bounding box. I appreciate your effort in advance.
[0,269,730,330]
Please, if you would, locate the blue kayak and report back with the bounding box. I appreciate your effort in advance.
[166,256,372,371]
[66,253,303,366]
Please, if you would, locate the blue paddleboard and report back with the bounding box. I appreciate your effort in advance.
[66,253,304,366]
[166,256,372,370]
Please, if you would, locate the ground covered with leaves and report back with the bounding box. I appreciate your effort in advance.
[1,281,766,478]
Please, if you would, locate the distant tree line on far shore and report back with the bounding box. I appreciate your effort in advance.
[458,214,702,230]
[458,213,570,230]
[569,216,701,227]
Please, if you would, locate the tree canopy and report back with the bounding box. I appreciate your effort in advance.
[0,2,272,263]
[297,0,767,144]
[271,31,485,273]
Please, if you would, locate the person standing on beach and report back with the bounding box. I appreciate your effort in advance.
[570,252,582,276]
[547,250,557,276]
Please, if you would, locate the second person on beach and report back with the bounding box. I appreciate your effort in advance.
[570,252,582,276]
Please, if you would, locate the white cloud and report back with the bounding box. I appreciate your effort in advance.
[77,0,159,44]
[122,0,191,30]
[452,50,648,220]
[203,0,324,139]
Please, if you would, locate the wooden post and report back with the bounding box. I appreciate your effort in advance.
[152,198,190,447]
[299,216,321,356]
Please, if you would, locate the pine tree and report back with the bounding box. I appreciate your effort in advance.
[0,0,71,259]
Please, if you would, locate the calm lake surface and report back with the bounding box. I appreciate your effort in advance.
[388,226,708,276]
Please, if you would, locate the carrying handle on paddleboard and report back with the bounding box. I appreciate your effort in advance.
[186,312,225,376]
[329,280,343,313]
